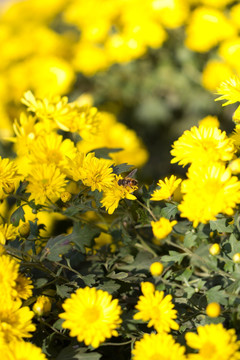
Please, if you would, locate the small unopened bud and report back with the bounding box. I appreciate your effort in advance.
[33,295,52,316]
[3,182,15,194]
[18,222,30,238]
[141,282,155,296]
[209,243,220,256]
[206,302,221,317]
[150,262,164,276]
[61,191,72,203]
[233,253,240,263]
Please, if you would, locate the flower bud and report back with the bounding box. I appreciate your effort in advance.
[206,302,221,317]
[150,262,164,276]
[209,243,220,256]
[141,282,155,296]
[233,253,240,263]
[33,295,52,316]
[61,191,72,203]
[18,222,30,238]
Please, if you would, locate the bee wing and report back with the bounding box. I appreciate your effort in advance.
[126,168,138,178]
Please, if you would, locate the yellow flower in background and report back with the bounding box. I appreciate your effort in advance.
[230,3,240,30]
[0,340,47,360]
[101,175,137,214]
[218,37,240,70]
[186,324,240,360]
[33,296,52,316]
[179,164,240,227]
[229,158,240,174]
[77,112,148,168]
[0,223,18,245]
[14,274,33,301]
[0,157,20,192]
[198,115,220,128]
[132,332,187,360]
[26,163,67,205]
[59,287,122,348]
[209,243,221,256]
[0,298,35,342]
[202,60,234,92]
[151,218,177,240]
[185,7,236,53]
[215,77,240,106]
[133,282,179,333]
[171,125,235,167]
[150,175,182,201]
[0,255,20,301]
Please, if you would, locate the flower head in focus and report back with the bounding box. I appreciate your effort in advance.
[59,286,122,348]
[101,174,137,214]
[150,175,182,201]
[1,340,47,360]
[215,77,240,106]
[171,125,235,167]
[26,163,67,205]
[133,282,179,333]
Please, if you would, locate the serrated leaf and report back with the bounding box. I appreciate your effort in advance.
[97,280,121,294]
[206,285,228,306]
[161,251,187,265]
[10,206,25,226]
[183,232,197,248]
[210,218,234,233]
[56,284,73,298]
[91,147,123,159]
[160,203,178,219]
[112,163,134,175]
[70,223,100,253]
[34,278,48,288]
[56,346,102,360]
[107,271,128,280]
[42,234,72,261]
[175,268,193,282]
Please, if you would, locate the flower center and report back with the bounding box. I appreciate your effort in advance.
[83,305,101,324]
[150,353,167,360]
[200,342,216,358]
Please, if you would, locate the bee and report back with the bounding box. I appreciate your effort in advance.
[118,169,138,188]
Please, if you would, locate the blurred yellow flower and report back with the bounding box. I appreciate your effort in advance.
[206,302,221,318]
[134,282,179,333]
[151,218,177,240]
[33,295,52,316]
[150,175,182,201]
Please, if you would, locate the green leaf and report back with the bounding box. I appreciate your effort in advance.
[112,163,134,175]
[91,147,123,159]
[98,280,121,294]
[183,232,197,248]
[107,271,128,280]
[10,206,25,226]
[56,285,73,299]
[209,218,234,233]
[42,234,72,261]
[175,268,193,282]
[206,286,228,306]
[70,223,100,253]
[160,203,178,219]
[56,346,102,360]
[161,251,187,265]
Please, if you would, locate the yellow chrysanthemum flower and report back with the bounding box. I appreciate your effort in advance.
[0,223,18,245]
[215,77,240,106]
[0,254,20,300]
[59,287,122,348]
[101,175,137,214]
[1,340,47,360]
[0,299,36,342]
[14,274,33,301]
[133,282,179,333]
[0,156,20,192]
[28,132,76,173]
[151,218,177,240]
[150,175,182,201]
[186,323,240,360]
[179,164,240,227]
[132,332,187,360]
[171,125,235,167]
[79,153,115,192]
[26,163,67,205]
[202,60,233,92]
